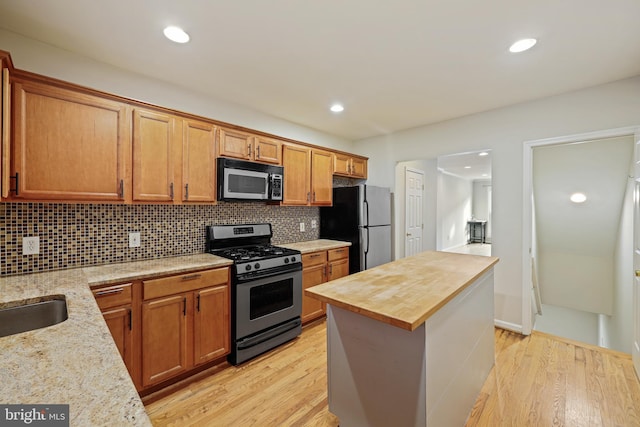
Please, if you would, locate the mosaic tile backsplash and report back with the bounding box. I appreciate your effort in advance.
[0,202,320,276]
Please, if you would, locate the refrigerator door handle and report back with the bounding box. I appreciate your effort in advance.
[364,198,370,228]
[363,227,370,270]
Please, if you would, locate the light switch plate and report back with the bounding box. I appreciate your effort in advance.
[311,220,317,229]
[299,222,305,232]
[23,236,40,255]
[129,232,141,248]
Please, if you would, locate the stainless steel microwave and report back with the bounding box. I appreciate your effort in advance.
[217,157,283,201]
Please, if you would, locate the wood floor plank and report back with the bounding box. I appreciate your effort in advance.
[145,323,640,427]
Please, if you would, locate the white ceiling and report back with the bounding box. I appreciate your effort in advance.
[0,0,639,141]
[438,151,491,180]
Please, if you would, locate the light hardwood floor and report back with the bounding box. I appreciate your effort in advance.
[146,321,640,427]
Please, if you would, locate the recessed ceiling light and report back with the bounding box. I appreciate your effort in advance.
[478,152,489,157]
[570,192,587,203]
[509,38,537,53]
[464,166,471,169]
[164,26,190,44]
[330,104,344,113]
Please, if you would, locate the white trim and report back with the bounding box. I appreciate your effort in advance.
[522,125,640,336]
[494,319,523,334]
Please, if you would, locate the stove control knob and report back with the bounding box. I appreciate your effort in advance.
[245,264,252,271]
[290,256,297,263]
[284,258,289,264]
[254,263,261,270]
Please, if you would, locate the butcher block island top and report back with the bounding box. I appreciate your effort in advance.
[306,250,499,331]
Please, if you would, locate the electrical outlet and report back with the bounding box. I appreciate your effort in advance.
[129,232,141,248]
[23,236,40,255]
[311,219,317,229]
[299,222,305,232]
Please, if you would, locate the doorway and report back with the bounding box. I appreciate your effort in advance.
[523,127,638,352]
[436,150,492,256]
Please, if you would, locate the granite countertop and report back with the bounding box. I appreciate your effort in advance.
[0,254,232,426]
[305,250,499,331]
[280,239,351,254]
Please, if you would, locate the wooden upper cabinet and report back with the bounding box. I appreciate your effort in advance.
[333,153,367,179]
[282,144,311,205]
[310,149,333,206]
[253,136,282,164]
[11,78,129,201]
[218,127,254,161]
[218,127,282,165]
[182,120,216,202]
[132,108,178,202]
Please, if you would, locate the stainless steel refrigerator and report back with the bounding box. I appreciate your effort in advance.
[320,185,392,274]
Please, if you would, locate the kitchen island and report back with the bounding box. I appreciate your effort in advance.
[306,250,499,427]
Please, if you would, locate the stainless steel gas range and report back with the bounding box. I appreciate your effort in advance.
[206,223,302,365]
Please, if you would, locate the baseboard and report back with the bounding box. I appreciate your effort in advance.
[494,319,523,334]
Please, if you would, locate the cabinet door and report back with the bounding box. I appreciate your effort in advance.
[311,149,333,206]
[329,257,350,282]
[1,65,10,199]
[12,79,128,200]
[333,153,351,177]
[193,284,230,365]
[351,157,367,178]
[254,136,282,164]
[102,306,134,375]
[302,263,327,324]
[282,144,311,205]
[141,294,189,387]
[183,119,216,202]
[218,128,253,160]
[132,108,177,202]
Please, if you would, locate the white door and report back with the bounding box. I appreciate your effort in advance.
[405,167,424,257]
[633,133,640,379]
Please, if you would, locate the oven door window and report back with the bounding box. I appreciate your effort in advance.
[249,278,293,320]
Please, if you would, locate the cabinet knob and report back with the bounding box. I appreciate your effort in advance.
[636,270,640,277]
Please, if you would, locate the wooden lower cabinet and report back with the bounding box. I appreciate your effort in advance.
[140,268,230,389]
[92,283,138,388]
[301,247,349,324]
[193,285,230,365]
[142,293,190,387]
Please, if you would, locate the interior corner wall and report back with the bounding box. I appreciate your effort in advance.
[354,75,640,328]
[603,173,634,353]
[0,29,354,153]
[437,172,472,251]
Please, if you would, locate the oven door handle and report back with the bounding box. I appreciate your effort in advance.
[235,264,302,284]
[236,318,301,350]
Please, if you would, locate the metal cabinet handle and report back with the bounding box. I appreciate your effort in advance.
[248,144,252,156]
[118,179,124,199]
[170,182,174,200]
[128,309,132,331]
[197,294,201,312]
[183,297,187,316]
[181,274,202,281]
[257,145,261,158]
[94,288,124,297]
[185,183,189,200]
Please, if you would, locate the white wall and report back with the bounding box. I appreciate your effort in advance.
[437,172,472,251]
[534,304,599,346]
[602,174,634,352]
[355,75,640,329]
[0,29,353,153]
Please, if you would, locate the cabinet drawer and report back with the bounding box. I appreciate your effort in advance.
[143,268,229,300]
[92,283,132,310]
[302,251,327,267]
[328,247,349,261]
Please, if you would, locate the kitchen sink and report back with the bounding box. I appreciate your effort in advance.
[0,297,68,338]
